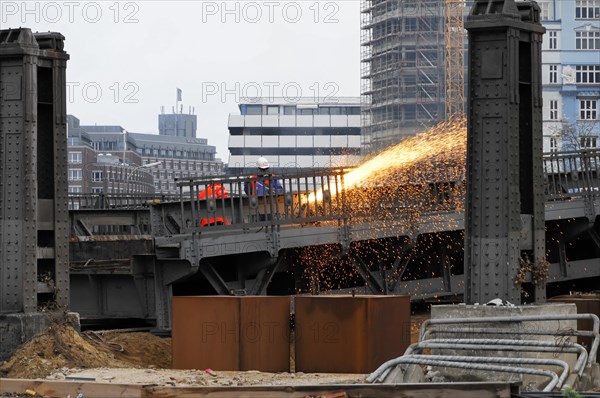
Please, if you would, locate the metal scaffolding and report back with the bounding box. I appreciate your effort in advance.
[361,0,468,154]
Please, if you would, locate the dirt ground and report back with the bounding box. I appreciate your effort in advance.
[0,312,429,387]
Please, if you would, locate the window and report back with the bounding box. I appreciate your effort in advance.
[539,1,551,20]
[68,169,82,181]
[549,100,559,120]
[580,136,598,148]
[576,0,600,18]
[68,152,82,164]
[283,106,296,115]
[548,31,558,49]
[549,65,558,83]
[91,187,104,194]
[550,137,559,153]
[576,65,600,84]
[245,105,262,115]
[579,100,598,120]
[92,171,103,182]
[576,30,600,49]
[68,186,82,194]
[266,106,279,115]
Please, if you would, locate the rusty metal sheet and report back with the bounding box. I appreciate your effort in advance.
[239,297,290,372]
[549,294,600,362]
[295,295,410,374]
[172,296,290,371]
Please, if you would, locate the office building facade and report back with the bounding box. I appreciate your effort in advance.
[227,98,362,173]
[67,115,224,195]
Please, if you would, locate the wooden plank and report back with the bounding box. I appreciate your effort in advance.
[0,378,144,398]
[143,382,512,398]
[0,378,512,398]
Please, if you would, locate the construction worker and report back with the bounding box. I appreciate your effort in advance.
[245,157,283,196]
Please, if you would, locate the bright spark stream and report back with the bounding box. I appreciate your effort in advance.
[308,116,467,203]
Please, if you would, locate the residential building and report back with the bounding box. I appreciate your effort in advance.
[227,98,362,173]
[540,0,600,151]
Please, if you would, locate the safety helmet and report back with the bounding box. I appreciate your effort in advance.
[257,157,269,170]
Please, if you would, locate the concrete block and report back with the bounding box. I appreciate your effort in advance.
[591,363,600,388]
[428,304,578,388]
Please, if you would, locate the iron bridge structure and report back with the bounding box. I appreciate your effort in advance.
[68,149,600,330]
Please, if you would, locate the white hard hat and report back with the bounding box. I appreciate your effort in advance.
[257,157,269,170]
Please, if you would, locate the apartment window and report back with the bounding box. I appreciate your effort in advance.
[91,187,104,194]
[579,99,598,120]
[283,106,296,115]
[68,152,82,164]
[92,171,103,182]
[68,169,82,181]
[549,65,558,84]
[576,65,600,83]
[549,100,559,120]
[576,30,600,49]
[68,186,82,194]
[576,0,600,18]
[548,31,558,49]
[550,137,559,153]
[539,1,551,20]
[267,106,279,115]
[580,136,598,148]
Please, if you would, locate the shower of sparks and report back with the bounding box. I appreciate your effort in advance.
[299,116,468,294]
[308,116,467,203]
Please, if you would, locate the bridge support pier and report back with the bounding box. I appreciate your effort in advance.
[0,28,72,360]
[464,0,546,304]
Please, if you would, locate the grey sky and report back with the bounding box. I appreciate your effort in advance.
[2,1,361,160]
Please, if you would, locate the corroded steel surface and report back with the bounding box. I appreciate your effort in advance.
[295,295,410,373]
[172,296,290,371]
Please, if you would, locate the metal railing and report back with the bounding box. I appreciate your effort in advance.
[68,193,179,210]
[70,149,600,234]
[544,149,600,201]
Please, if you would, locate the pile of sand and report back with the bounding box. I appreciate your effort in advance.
[0,323,171,379]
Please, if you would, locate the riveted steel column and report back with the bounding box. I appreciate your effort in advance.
[0,28,69,313]
[464,0,546,304]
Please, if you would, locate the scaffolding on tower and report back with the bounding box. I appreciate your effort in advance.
[361,0,469,154]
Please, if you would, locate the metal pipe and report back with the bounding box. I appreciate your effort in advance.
[405,338,587,377]
[425,327,599,367]
[368,355,560,392]
[419,314,600,363]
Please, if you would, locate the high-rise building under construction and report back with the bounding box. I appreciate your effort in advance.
[361,0,470,153]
